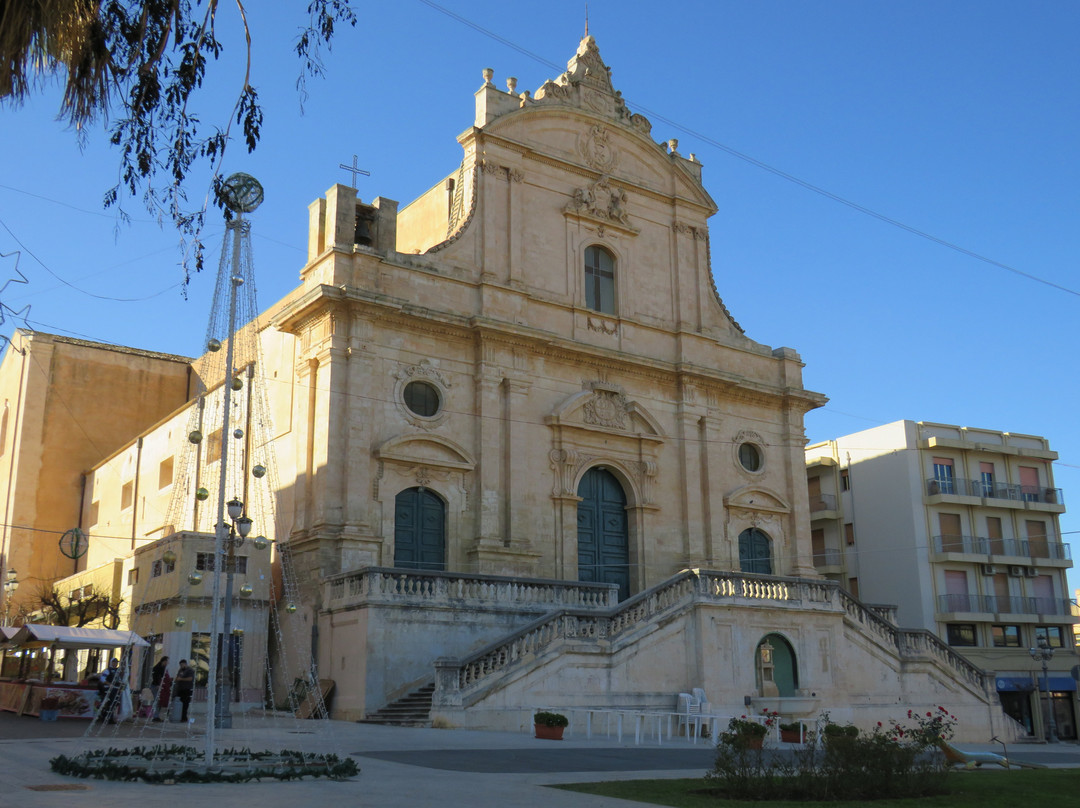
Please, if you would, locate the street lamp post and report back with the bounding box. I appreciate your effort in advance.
[1028,637,1058,743]
[2,569,18,625]
[214,498,252,729]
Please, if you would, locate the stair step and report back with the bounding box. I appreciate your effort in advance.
[361,682,434,727]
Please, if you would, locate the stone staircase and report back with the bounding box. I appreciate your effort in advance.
[359,682,434,727]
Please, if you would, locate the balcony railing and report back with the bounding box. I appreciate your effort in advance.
[809,493,837,513]
[932,534,1070,561]
[938,593,1076,616]
[812,548,843,568]
[926,477,1063,505]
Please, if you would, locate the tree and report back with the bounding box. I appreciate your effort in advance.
[30,581,124,628]
[0,0,356,286]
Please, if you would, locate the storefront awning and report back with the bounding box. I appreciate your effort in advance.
[996,675,1076,692]
[5,625,148,650]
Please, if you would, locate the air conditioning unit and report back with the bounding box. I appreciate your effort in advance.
[1008,565,1024,578]
[980,564,998,576]
[1024,567,1039,578]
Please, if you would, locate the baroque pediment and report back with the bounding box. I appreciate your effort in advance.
[531,36,653,137]
[374,434,475,471]
[546,383,665,440]
[723,485,791,515]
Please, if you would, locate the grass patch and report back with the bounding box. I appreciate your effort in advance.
[552,769,1080,807]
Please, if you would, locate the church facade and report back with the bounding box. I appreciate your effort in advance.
[3,38,1010,739]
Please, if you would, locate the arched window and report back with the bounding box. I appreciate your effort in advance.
[584,245,615,315]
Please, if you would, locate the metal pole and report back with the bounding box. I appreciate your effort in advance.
[204,217,244,765]
[1042,657,1059,743]
[218,528,236,728]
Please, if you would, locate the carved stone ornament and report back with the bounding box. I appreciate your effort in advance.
[566,175,636,231]
[394,358,451,388]
[582,390,628,429]
[579,125,618,172]
[529,36,653,136]
[587,316,618,335]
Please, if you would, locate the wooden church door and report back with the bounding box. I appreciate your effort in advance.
[394,487,446,571]
[577,468,630,600]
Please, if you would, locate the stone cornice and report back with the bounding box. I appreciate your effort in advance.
[272,283,823,408]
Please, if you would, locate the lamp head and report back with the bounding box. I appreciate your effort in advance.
[227,498,244,521]
[235,515,254,539]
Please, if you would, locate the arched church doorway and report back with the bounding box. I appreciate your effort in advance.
[394,487,446,571]
[739,527,773,575]
[757,633,798,697]
[577,467,630,600]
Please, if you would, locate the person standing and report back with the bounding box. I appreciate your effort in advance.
[97,658,122,724]
[173,658,195,722]
[150,656,169,720]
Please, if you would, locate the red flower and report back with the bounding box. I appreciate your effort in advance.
[926,712,932,717]
[907,710,912,718]
[877,721,882,727]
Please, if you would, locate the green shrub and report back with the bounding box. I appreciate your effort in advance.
[533,711,568,727]
[707,708,954,801]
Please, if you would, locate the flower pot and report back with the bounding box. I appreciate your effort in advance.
[780,729,801,744]
[743,736,764,750]
[534,724,565,740]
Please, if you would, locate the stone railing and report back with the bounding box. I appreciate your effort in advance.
[436,570,841,707]
[838,590,991,692]
[324,566,618,612]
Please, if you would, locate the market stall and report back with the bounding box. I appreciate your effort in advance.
[0,625,148,719]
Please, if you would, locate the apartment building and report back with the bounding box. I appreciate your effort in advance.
[806,420,1078,741]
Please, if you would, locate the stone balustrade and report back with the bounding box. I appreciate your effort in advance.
[433,569,992,708]
[324,566,618,612]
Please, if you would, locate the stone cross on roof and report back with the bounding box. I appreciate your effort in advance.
[338,154,370,188]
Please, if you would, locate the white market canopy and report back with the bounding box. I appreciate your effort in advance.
[5,625,149,650]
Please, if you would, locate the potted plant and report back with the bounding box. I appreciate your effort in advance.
[533,711,568,740]
[723,715,768,750]
[39,695,60,722]
[779,721,803,743]
[822,721,859,749]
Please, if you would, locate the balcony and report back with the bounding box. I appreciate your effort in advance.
[812,548,844,573]
[809,493,838,519]
[925,478,1064,508]
[938,593,1077,617]
[931,534,1071,563]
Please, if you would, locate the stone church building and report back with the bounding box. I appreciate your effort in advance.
[0,37,1007,739]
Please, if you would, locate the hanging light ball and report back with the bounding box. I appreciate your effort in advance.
[188,570,203,586]
[189,430,203,444]
[231,377,244,391]
[239,584,253,598]
[285,602,298,614]
[232,275,246,287]
[233,428,244,439]
[252,535,269,551]
[162,550,177,565]
[175,616,186,627]
[252,464,267,479]
[195,487,209,502]
[232,627,244,636]
[207,338,222,353]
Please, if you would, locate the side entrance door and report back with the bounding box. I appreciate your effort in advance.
[394,487,446,571]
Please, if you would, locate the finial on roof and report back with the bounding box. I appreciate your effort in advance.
[585,3,589,37]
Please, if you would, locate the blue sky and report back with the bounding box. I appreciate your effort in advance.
[1,1,1077,594]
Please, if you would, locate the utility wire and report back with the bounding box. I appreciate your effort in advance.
[416,0,1078,298]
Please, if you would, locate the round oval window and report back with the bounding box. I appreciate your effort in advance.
[738,442,763,472]
[403,380,441,417]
